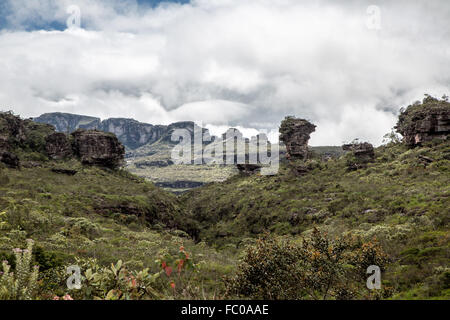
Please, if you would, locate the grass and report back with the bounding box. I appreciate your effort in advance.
[0,161,237,299]
[181,140,450,299]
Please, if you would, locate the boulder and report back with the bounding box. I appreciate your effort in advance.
[343,142,375,170]
[46,132,73,160]
[71,130,125,168]
[279,117,316,160]
[342,142,375,161]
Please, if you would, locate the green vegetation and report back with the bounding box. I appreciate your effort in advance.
[0,98,449,300]
[0,159,235,299]
[0,239,39,300]
[226,230,391,300]
[182,139,450,299]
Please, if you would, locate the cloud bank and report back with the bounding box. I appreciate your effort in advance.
[0,0,449,145]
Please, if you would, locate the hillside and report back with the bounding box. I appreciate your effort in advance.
[0,111,233,300]
[180,96,450,299]
[0,95,448,300]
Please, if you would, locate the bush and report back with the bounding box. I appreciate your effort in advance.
[226,229,391,300]
[0,239,40,300]
[65,217,100,239]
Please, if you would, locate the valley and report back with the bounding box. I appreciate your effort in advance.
[0,95,448,300]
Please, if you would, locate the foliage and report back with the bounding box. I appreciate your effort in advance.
[226,230,391,300]
[0,239,39,300]
[73,259,163,300]
[0,106,449,300]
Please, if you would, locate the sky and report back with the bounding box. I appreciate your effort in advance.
[0,0,449,145]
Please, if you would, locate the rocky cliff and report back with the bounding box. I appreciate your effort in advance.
[101,118,167,150]
[34,113,212,154]
[396,95,450,146]
[34,112,101,132]
[0,112,125,169]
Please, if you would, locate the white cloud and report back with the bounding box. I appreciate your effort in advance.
[170,100,254,124]
[0,0,449,145]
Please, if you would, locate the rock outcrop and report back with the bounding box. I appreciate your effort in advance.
[279,117,316,160]
[0,112,26,168]
[343,142,375,170]
[71,130,125,168]
[396,95,450,147]
[0,112,126,169]
[0,111,27,145]
[342,142,375,160]
[45,132,73,160]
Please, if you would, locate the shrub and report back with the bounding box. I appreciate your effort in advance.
[226,235,301,299]
[226,229,391,300]
[32,246,67,272]
[68,258,163,300]
[0,239,40,300]
[65,217,100,239]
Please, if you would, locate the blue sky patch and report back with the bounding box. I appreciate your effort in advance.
[0,0,191,31]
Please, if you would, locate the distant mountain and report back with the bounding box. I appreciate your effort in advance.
[34,112,345,193]
[34,113,101,132]
[34,112,212,153]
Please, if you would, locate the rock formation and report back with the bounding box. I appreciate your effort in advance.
[45,132,73,160]
[342,142,375,170]
[342,142,375,160]
[0,112,26,168]
[34,113,212,153]
[0,111,26,144]
[1,112,126,169]
[71,130,125,168]
[396,95,450,147]
[279,116,316,160]
[101,118,166,150]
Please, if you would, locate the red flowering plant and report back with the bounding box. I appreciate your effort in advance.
[156,245,197,297]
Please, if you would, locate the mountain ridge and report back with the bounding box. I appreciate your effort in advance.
[34,112,211,152]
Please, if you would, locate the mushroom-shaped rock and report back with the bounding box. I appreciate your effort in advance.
[279,117,316,160]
